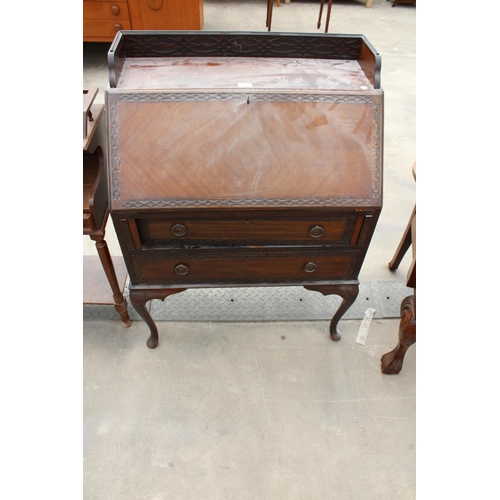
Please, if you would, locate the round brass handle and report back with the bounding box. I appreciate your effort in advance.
[309,225,324,238]
[111,5,120,15]
[304,262,317,273]
[113,24,123,32]
[171,223,187,237]
[174,264,189,276]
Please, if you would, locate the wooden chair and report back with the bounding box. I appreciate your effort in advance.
[269,1,374,34]
[318,1,373,33]
[381,162,416,374]
[317,0,333,33]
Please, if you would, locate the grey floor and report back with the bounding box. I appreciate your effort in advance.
[83,1,416,499]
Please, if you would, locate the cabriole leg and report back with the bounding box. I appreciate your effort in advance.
[129,288,186,349]
[304,283,359,341]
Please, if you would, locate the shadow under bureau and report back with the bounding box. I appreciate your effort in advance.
[106,31,383,348]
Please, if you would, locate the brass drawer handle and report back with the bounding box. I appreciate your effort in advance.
[171,223,187,237]
[174,264,189,275]
[304,262,317,273]
[309,225,324,238]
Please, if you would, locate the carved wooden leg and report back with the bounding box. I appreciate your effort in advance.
[129,288,186,349]
[92,235,131,327]
[304,283,359,341]
[381,295,416,374]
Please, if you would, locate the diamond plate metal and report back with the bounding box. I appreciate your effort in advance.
[84,280,411,322]
[373,280,414,318]
[83,280,141,322]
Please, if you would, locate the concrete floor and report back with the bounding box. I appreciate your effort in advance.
[84,319,415,499]
[83,1,416,498]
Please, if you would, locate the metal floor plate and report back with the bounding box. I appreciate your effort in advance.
[83,280,412,322]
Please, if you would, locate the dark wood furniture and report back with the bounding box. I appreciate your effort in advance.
[266,0,281,31]
[105,31,383,348]
[268,0,373,33]
[317,0,333,33]
[392,0,416,6]
[83,88,131,326]
[381,163,416,374]
[83,0,204,42]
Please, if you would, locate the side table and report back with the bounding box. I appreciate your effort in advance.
[83,88,131,327]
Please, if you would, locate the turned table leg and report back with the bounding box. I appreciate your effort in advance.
[129,288,186,348]
[304,283,359,341]
[381,295,416,374]
[91,234,131,327]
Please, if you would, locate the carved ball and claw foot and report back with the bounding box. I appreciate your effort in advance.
[381,295,416,374]
[304,283,359,341]
[129,288,186,348]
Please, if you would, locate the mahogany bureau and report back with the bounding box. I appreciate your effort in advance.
[105,31,383,348]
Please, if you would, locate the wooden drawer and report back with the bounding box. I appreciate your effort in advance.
[135,213,365,248]
[130,248,360,285]
[83,1,130,20]
[126,0,204,31]
[84,19,132,40]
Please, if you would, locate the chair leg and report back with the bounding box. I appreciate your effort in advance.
[267,0,273,31]
[325,0,333,33]
[318,0,325,29]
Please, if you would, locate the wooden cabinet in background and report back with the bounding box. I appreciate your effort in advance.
[127,0,203,31]
[84,1,132,42]
[83,0,204,42]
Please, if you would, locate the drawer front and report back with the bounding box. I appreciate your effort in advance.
[130,248,360,285]
[83,1,130,20]
[83,19,131,40]
[137,214,363,248]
